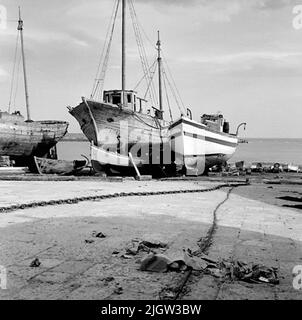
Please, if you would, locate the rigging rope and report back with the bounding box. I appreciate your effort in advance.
[131,0,156,51]
[129,0,158,107]
[133,112,160,129]
[91,0,120,100]
[129,1,185,118]
[133,59,157,91]
[96,0,120,101]
[162,69,173,122]
[89,0,185,122]
[8,31,20,113]
[162,53,186,115]
[162,64,184,116]
[143,60,157,101]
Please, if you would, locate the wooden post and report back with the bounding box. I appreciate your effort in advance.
[128,152,141,178]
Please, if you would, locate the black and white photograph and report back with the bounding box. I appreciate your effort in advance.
[0,0,301,313]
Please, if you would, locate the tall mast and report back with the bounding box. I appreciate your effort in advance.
[156,30,163,118]
[121,0,126,105]
[18,7,31,121]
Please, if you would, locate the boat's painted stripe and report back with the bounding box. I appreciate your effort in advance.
[205,135,237,148]
[169,117,237,138]
[171,131,238,148]
[184,153,226,158]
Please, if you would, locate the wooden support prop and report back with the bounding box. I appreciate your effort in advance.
[128,152,141,178]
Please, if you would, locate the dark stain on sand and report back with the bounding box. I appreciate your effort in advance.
[278,196,302,202]
[277,196,302,210]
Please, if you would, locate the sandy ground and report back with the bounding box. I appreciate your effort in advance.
[0,178,302,300]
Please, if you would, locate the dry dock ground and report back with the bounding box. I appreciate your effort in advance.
[0,178,302,300]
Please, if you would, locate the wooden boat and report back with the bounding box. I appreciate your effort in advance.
[69,0,245,176]
[1,9,68,166]
[283,164,299,173]
[0,112,68,160]
[33,156,88,175]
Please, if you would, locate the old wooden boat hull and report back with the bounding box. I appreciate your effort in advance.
[0,114,69,161]
[33,156,88,175]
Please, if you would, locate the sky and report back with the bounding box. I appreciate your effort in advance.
[0,0,302,138]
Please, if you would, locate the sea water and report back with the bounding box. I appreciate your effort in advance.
[231,139,302,165]
[57,138,302,165]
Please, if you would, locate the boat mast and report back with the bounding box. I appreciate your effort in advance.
[121,0,126,105]
[18,7,31,121]
[156,30,163,119]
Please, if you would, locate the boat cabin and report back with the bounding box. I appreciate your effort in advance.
[0,111,25,122]
[200,113,230,134]
[103,90,146,113]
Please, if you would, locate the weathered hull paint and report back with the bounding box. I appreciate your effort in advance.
[69,100,169,146]
[0,115,69,159]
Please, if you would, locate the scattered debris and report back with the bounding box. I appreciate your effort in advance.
[92,231,107,238]
[102,276,115,286]
[113,286,123,295]
[30,258,41,268]
[209,160,302,176]
[121,254,134,259]
[220,260,279,284]
[139,250,279,284]
[159,289,176,300]
[271,163,282,173]
[125,240,141,255]
[140,240,167,249]
[124,239,168,257]
[140,253,172,272]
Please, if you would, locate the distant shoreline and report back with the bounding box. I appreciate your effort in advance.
[63,133,302,142]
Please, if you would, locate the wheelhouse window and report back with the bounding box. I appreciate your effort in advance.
[112,94,121,105]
